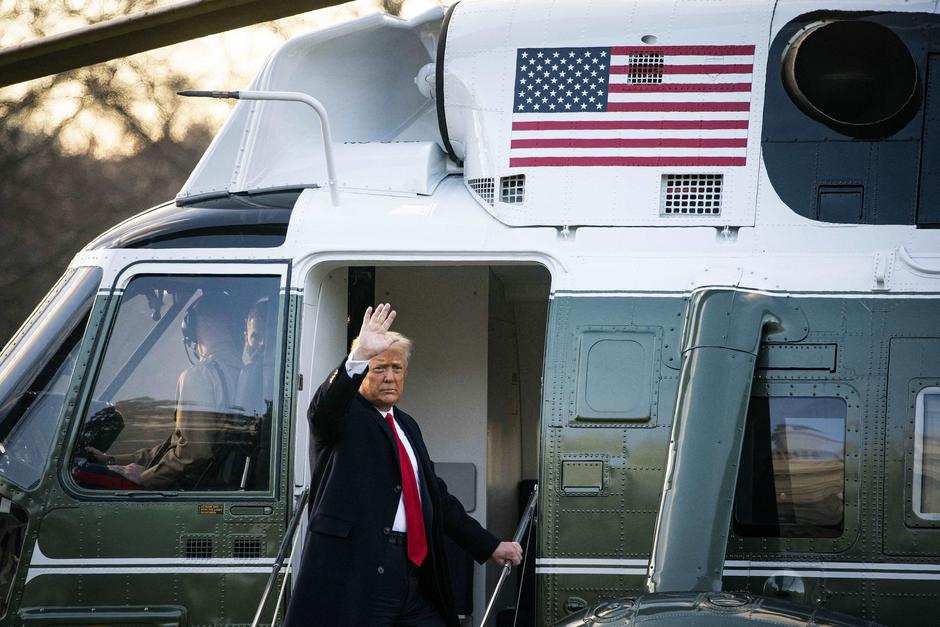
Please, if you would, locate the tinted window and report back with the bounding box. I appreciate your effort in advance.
[70,275,280,493]
[734,396,846,538]
[0,267,100,490]
[86,205,290,250]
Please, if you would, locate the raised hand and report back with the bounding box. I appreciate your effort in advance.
[349,303,398,362]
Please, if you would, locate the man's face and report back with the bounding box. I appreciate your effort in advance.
[245,316,265,357]
[194,316,217,359]
[359,349,407,410]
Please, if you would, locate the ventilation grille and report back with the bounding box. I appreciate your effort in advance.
[233,536,264,559]
[661,174,723,215]
[468,178,495,205]
[184,536,214,559]
[500,175,526,204]
[627,52,664,84]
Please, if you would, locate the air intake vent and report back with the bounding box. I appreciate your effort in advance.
[184,536,213,559]
[500,175,526,204]
[627,52,664,84]
[661,174,723,215]
[468,178,495,205]
[233,536,264,559]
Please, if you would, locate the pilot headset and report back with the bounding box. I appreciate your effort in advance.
[181,291,236,357]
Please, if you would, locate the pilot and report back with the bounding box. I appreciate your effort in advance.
[284,304,523,627]
[86,292,242,489]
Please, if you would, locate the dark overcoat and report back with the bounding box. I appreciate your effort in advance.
[283,358,499,626]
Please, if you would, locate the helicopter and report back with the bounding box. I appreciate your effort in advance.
[0,0,939,625]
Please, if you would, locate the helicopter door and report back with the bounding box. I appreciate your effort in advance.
[297,263,550,624]
[22,262,294,625]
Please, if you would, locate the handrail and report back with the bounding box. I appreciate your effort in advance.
[270,521,302,622]
[480,484,538,626]
[250,486,310,627]
[179,90,341,206]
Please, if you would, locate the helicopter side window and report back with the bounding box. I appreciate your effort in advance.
[912,388,940,518]
[0,267,101,490]
[733,396,846,538]
[70,274,280,493]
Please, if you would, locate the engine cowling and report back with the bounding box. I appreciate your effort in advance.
[552,592,882,627]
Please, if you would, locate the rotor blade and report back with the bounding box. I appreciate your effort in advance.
[0,0,351,88]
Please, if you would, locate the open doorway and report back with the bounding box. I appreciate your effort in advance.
[301,264,550,625]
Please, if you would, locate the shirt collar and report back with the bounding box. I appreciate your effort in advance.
[374,405,395,421]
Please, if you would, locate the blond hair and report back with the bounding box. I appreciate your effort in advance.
[350,331,413,364]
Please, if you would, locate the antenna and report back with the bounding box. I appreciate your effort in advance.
[178,90,342,207]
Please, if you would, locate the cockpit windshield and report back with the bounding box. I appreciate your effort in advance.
[0,267,101,490]
[70,274,280,493]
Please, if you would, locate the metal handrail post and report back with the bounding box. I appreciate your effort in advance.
[480,484,538,626]
[250,487,310,627]
[178,90,341,206]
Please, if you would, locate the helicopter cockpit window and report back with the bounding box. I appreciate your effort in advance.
[0,266,101,490]
[733,396,846,538]
[912,388,940,518]
[70,275,280,493]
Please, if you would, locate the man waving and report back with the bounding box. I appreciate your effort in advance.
[285,303,522,627]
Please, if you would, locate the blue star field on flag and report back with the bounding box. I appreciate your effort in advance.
[513,47,611,113]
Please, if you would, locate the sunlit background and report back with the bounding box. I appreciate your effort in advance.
[0,0,445,157]
[0,0,447,340]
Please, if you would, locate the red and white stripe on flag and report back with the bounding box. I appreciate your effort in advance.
[509,45,755,168]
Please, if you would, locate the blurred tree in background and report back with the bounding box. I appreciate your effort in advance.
[0,0,425,341]
[0,0,229,341]
[0,14,213,339]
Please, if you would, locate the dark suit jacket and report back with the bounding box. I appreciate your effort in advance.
[283,358,499,627]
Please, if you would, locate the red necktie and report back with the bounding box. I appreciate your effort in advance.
[385,413,428,566]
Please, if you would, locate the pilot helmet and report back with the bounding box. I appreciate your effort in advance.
[181,290,236,349]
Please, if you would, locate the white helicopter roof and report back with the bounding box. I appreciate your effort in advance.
[178,8,448,203]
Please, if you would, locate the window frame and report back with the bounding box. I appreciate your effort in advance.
[728,380,861,553]
[0,269,75,366]
[732,394,848,538]
[61,261,291,500]
[912,385,940,520]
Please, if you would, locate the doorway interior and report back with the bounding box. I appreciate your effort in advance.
[301,263,550,625]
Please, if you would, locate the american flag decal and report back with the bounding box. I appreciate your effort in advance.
[510,45,755,168]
